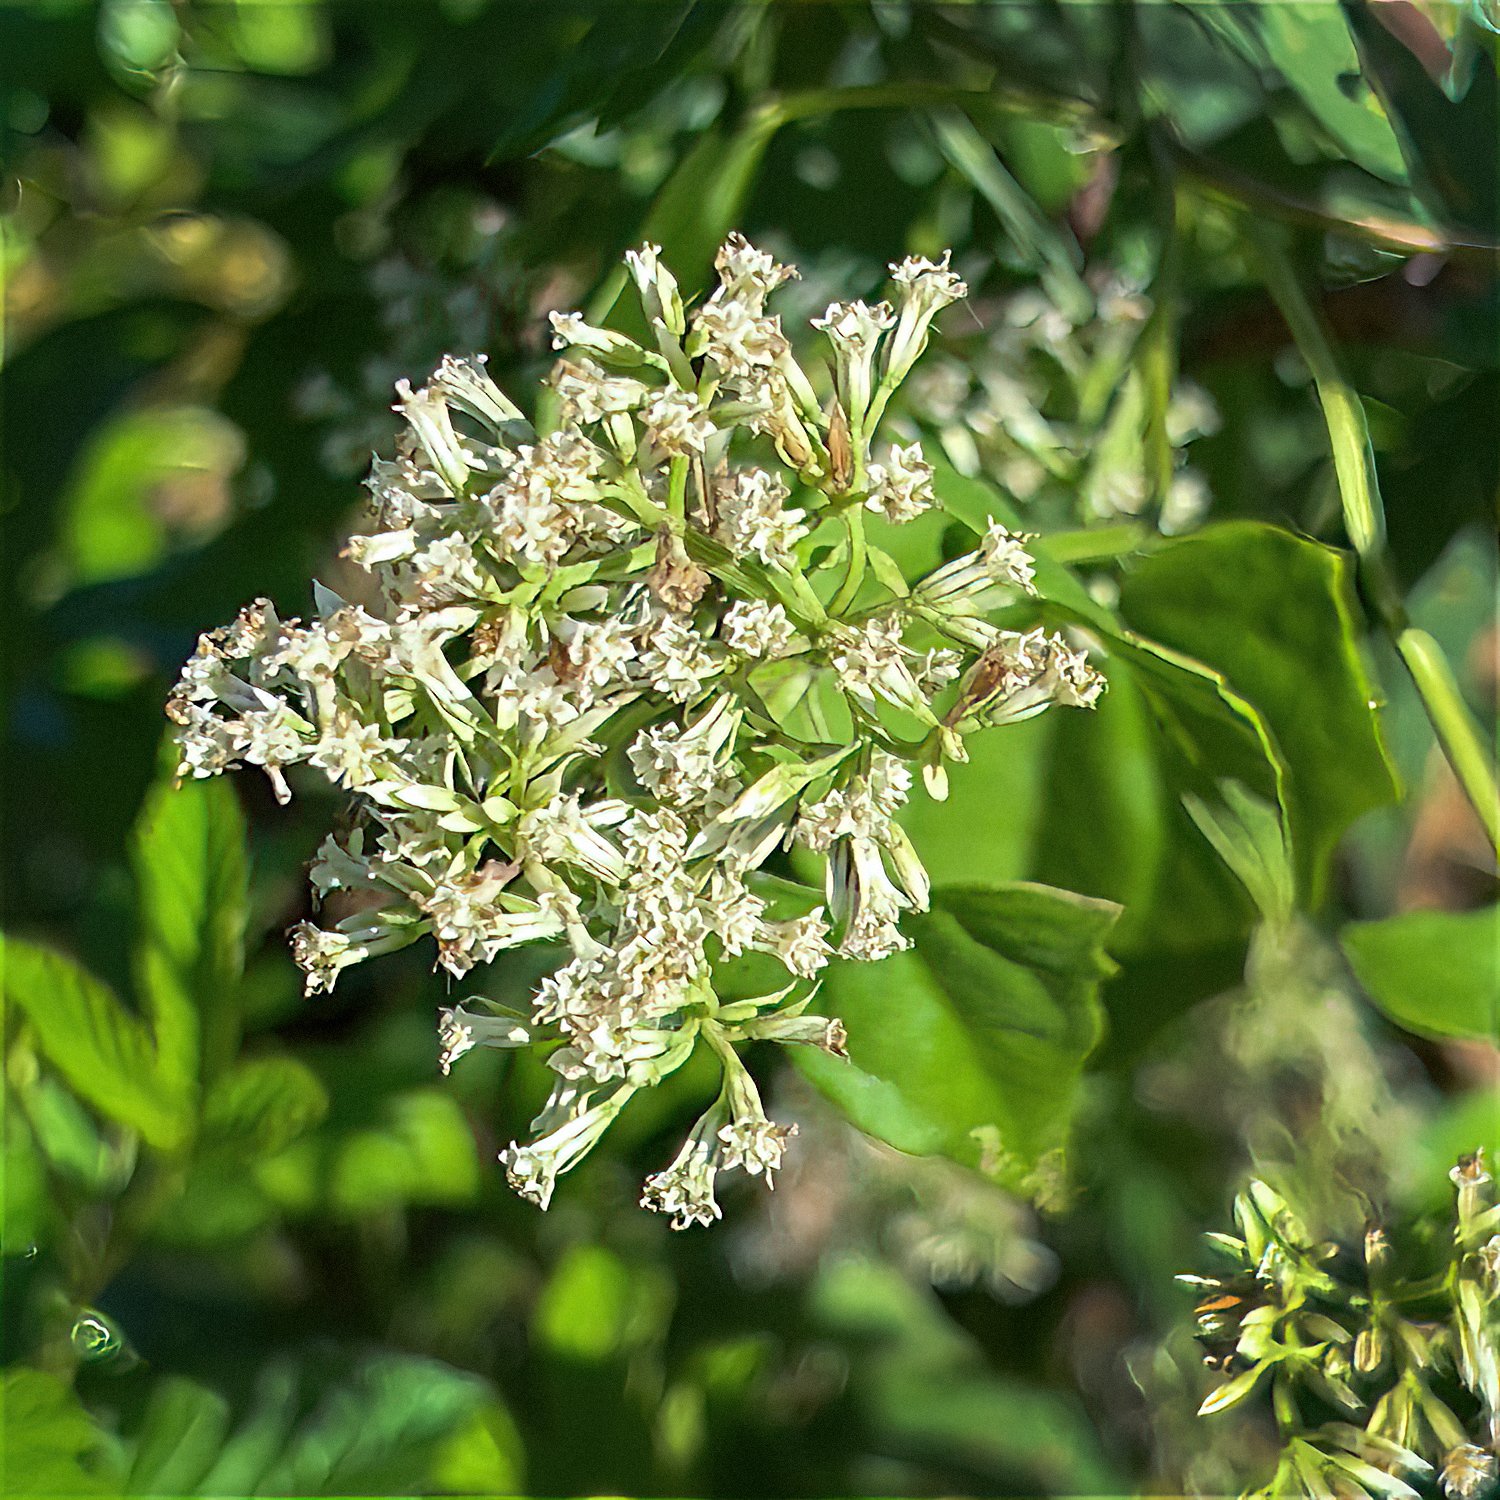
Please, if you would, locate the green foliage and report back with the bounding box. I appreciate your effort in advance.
[131,773,249,1090]
[2,939,192,1151]
[4,0,1497,1493]
[1342,904,1500,1042]
[0,1368,119,1496]
[1118,521,1399,897]
[800,883,1117,1194]
[200,1056,328,1158]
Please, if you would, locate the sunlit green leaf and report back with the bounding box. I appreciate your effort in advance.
[798,883,1118,1194]
[131,771,249,1093]
[1,938,189,1150]
[125,1377,230,1496]
[0,1368,119,1495]
[1119,521,1399,899]
[1187,3,1409,183]
[1342,903,1500,1042]
[201,1055,329,1158]
[252,1354,499,1496]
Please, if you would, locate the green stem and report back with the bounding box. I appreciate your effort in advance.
[828,507,867,617]
[666,457,689,523]
[930,107,1093,324]
[774,81,992,126]
[1249,223,1384,558]
[1042,522,1152,565]
[1249,220,1500,855]
[1139,173,1181,513]
[1397,628,1500,850]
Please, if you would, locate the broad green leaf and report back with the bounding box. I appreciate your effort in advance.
[428,1401,526,1498]
[1342,904,1500,1042]
[900,659,1168,946]
[913,464,1285,955]
[253,1353,498,1495]
[131,772,249,1091]
[2,1104,50,1251]
[257,1088,482,1219]
[1,938,189,1150]
[1345,0,1499,230]
[194,1364,300,1496]
[899,714,1053,890]
[1187,3,1409,183]
[797,883,1119,1194]
[0,1368,119,1496]
[202,1055,329,1158]
[12,1064,133,1198]
[1096,631,1286,951]
[1118,521,1398,898]
[125,1377,230,1496]
[58,405,244,588]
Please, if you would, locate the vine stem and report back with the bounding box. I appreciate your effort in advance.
[1248,221,1500,856]
[828,506,867,617]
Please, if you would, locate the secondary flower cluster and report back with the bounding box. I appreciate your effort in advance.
[1186,1160,1500,1500]
[168,234,1103,1225]
[906,272,1219,535]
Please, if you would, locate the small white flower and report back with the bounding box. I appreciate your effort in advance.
[720,598,796,659]
[642,1105,727,1230]
[915,520,1037,608]
[640,387,715,457]
[289,916,408,996]
[308,708,402,790]
[885,250,968,386]
[690,297,789,380]
[948,627,1104,729]
[431,353,525,431]
[719,1116,796,1180]
[624,241,686,336]
[709,468,808,569]
[393,379,470,495]
[826,616,932,720]
[755,910,833,979]
[628,697,741,808]
[1441,1446,1496,1500]
[702,868,766,957]
[713,231,797,310]
[520,795,629,883]
[548,310,644,363]
[865,441,935,524]
[636,611,718,702]
[500,1079,636,1210]
[551,358,651,426]
[168,232,1105,1226]
[437,1003,534,1074]
[812,299,896,424]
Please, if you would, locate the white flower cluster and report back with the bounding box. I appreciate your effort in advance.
[905,271,1218,534]
[168,235,1104,1226]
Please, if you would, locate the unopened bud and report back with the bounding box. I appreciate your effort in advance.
[1354,1326,1385,1374]
[650,529,711,614]
[825,398,854,493]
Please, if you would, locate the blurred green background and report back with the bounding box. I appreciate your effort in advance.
[2,2,1497,1496]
